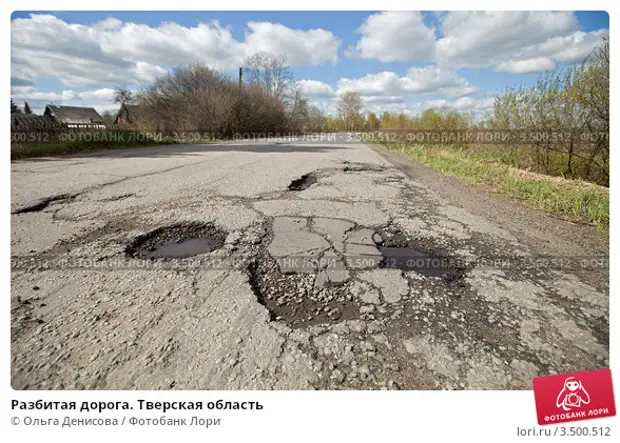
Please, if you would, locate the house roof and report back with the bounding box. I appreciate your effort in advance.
[45,105,104,125]
[11,114,62,132]
[115,104,148,123]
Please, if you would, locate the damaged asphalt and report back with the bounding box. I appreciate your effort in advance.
[11,134,609,390]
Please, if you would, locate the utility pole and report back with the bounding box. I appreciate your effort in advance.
[238,67,243,88]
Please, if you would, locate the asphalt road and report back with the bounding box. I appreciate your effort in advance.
[11,134,609,390]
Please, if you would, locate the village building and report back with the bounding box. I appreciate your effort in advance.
[11,113,62,132]
[114,104,148,129]
[44,105,106,129]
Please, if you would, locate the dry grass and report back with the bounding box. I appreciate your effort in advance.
[385,142,609,230]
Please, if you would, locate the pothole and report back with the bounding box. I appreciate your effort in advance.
[125,222,227,259]
[248,252,360,328]
[246,219,472,328]
[288,173,317,191]
[12,193,76,214]
[375,228,469,282]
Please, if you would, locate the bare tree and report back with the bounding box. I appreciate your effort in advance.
[287,87,310,133]
[137,62,289,137]
[307,105,328,132]
[336,92,363,131]
[245,52,294,100]
[11,99,22,114]
[114,86,135,105]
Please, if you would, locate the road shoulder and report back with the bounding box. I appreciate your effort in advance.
[368,143,608,289]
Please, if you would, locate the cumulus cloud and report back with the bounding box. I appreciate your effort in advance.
[11,14,341,87]
[244,22,340,65]
[336,66,478,102]
[296,80,335,98]
[346,11,607,74]
[493,29,609,73]
[11,85,119,114]
[494,58,557,74]
[436,12,608,73]
[345,11,435,62]
[436,11,577,67]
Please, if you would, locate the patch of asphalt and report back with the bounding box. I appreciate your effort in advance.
[10,137,609,390]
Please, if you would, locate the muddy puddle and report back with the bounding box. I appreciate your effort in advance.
[126,222,226,259]
[379,246,450,277]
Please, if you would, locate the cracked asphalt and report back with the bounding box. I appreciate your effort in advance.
[11,134,609,390]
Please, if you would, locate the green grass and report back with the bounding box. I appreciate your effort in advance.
[384,142,609,230]
[11,130,177,160]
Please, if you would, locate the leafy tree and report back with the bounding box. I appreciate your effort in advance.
[24,102,33,114]
[366,112,380,130]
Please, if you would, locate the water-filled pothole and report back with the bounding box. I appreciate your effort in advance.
[126,222,227,259]
[288,173,317,191]
[375,229,468,281]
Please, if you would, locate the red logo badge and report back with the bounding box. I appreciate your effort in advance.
[533,369,616,425]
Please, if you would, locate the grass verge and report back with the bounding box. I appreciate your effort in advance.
[382,142,609,231]
[11,131,177,160]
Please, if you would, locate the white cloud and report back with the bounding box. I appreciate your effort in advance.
[336,66,478,101]
[11,14,341,88]
[445,96,495,115]
[494,58,557,74]
[11,86,119,115]
[296,80,334,98]
[494,29,609,73]
[346,11,435,62]
[309,100,338,116]
[346,11,607,75]
[436,11,577,67]
[436,12,607,72]
[244,22,339,65]
[11,86,77,102]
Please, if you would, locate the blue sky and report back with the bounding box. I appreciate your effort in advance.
[11,11,609,117]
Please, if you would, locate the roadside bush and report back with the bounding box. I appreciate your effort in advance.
[491,40,609,186]
[137,63,294,137]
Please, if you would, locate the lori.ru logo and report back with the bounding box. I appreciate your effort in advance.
[533,368,616,425]
[556,376,590,411]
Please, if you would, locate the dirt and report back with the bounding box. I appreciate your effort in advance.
[248,253,362,327]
